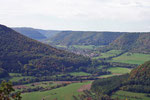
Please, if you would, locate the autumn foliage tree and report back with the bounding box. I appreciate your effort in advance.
[0,81,22,100]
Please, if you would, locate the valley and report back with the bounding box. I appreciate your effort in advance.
[0,25,150,100]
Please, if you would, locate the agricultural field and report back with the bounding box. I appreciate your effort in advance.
[22,81,92,100]
[112,90,150,100]
[107,67,131,74]
[98,74,116,78]
[111,52,150,65]
[93,50,123,59]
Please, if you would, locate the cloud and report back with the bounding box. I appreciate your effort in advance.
[0,0,150,31]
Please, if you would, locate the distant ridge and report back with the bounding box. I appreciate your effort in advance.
[109,32,150,53]
[49,31,124,46]
[13,27,47,40]
[13,27,61,40]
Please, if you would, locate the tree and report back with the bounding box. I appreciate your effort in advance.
[0,81,22,100]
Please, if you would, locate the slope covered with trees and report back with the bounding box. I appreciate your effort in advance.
[0,25,92,76]
[129,60,150,80]
[91,60,150,98]
[13,27,61,40]
[49,31,123,46]
[120,60,150,93]
[13,27,46,40]
[36,29,60,38]
[0,68,9,78]
[109,33,150,53]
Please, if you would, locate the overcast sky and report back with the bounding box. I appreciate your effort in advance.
[0,0,150,32]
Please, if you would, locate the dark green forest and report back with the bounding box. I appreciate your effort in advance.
[91,60,150,98]
[0,25,94,77]
[108,33,150,53]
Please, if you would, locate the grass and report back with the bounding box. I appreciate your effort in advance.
[112,90,150,100]
[107,67,131,74]
[69,72,91,76]
[98,74,116,78]
[111,52,150,65]
[22,81,92,100]
[94,50,122,59]
[56,45,67,48]
[98,67,131,78]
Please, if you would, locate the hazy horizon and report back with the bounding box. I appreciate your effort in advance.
[0,0,150,32]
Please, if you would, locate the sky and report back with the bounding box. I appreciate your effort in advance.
[0,0,150,32]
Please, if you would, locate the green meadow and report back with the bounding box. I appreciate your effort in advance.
[22,81,92,100]
[107,67,131,74]
[112,90,150,100]
[98,74,116,78]
[94,50,122,59]
[111,53,150,65]
[56,45,67,48]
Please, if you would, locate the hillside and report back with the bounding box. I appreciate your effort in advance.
[0,68,9,78]
[109,33,150,53]
[90,61,150,99]
[0,25,92,76]
[129,60,150,80]
[13,27,46,40]
[49,31,123,46]
[119,60,150,93]
[36,29,60,38]
[13,27,60,40]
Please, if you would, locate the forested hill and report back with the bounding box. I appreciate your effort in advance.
[13,27,61,40]
[35,29,60,38]
[13,27,46,40]
[109,33,150,53]
[0,25,92,76]
[129,60,150,81]
[49,31,124,46]
[91,60,150,97]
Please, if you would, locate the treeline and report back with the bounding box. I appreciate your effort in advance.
[9,73,100,85]
[91,74,129,95]
[19,83,68,93]
[91,74,150,96]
